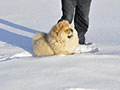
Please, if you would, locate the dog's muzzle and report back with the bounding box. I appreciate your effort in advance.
[68,29,73,39]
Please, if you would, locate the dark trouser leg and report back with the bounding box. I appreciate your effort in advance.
[58,0,77,23]
[74,0,92,44]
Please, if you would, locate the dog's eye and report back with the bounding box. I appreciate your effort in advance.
[70,29,73,33]
[65,29,73,34]
[65,29,70,34]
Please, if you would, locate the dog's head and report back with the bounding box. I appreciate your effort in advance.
[54,20,75,39]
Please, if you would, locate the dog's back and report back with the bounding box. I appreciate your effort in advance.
[33,33,54,56]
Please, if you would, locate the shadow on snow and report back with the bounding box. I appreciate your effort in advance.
[0,18,40,55]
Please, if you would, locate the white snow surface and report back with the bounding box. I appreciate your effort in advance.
[0,0,120,90]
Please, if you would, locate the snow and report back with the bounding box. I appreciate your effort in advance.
[63,88,95,90]
[0,0,120,90]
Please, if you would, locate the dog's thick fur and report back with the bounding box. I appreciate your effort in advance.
[33,20,79,56]
[33,33,54,56]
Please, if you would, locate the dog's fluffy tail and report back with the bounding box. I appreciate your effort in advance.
[33,32,54,56]
[33,32,47,41]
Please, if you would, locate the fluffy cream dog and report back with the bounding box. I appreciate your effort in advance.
[33,20,79,56]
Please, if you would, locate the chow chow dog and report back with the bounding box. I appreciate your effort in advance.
[33,20,79,56]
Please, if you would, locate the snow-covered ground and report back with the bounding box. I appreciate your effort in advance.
[0,0,120,90]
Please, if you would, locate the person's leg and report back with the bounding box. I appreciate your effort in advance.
[74,0,92,44]
[58,0,77,23]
